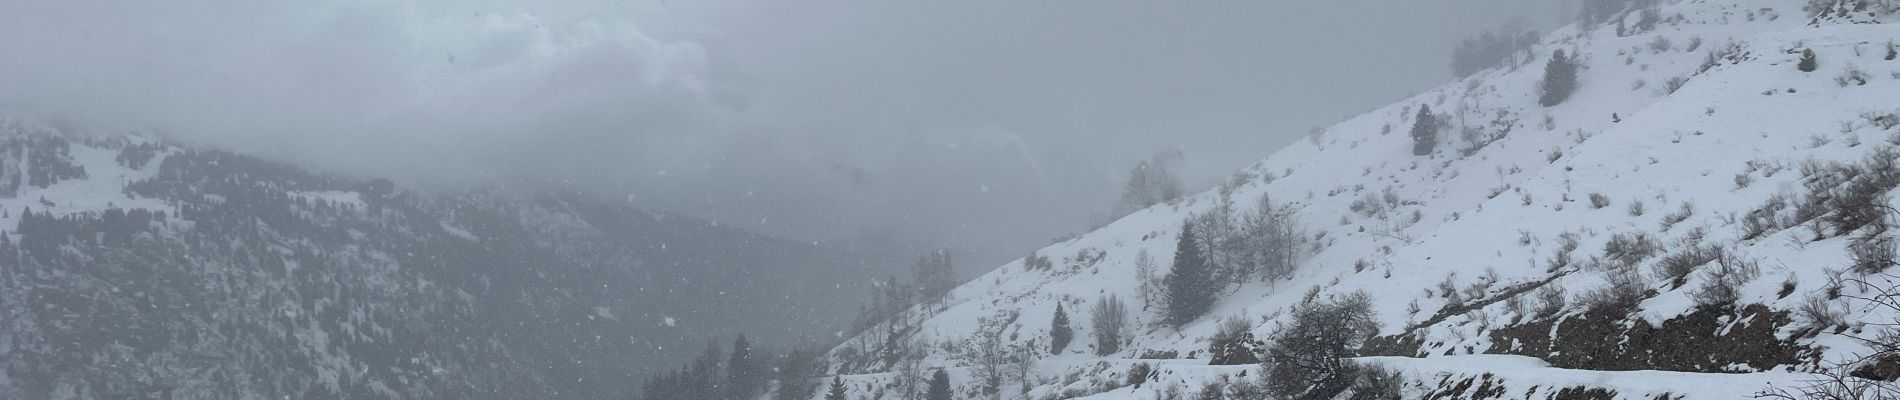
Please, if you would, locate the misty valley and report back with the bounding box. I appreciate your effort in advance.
[4,0,1900,400]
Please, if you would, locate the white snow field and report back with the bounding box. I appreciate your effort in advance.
[822,1,1900,399]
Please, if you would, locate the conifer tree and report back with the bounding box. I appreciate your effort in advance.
[726,334,762,400]
[1049,304,1073,354]
[827,375,848,400]
[1411,105,1438,156]
[1165,222,1215,327]
[1539,50,1579,107]
[926,369,953,400]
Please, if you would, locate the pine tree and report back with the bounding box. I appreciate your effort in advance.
[691,342,725,399]
[1114,151,1185,216]
[926,369,953,400]
[1410,105,1437,156]
[1798,48,1818,72]
[1165,222,1215,327]
[726,334,761,400]
[827,375,848,400]
[774,347,821,400]
[1048,304,1073,354]
[1539,50,1579,107]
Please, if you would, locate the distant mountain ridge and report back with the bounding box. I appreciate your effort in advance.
[0,121,879,399]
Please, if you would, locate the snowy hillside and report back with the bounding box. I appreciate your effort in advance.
[822,1,1900,398]
[0,115,883,399]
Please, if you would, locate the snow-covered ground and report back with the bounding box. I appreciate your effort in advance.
[0,115,174,241]
[823,1,1900,398]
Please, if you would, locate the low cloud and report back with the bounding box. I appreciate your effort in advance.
[0,0,1565,268]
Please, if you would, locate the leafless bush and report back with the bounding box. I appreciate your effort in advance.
[1761,267,1900,399]
[1091,294,1127,355]
[1863,110,1900,130]
[1849,230,1897,275]
[1535,285,1568,317]
[1125,363,1152,388]
[1743,192,1794,240]
[1664,76,1690,95]
[1462,280,1491,302]
[1345,363,1405,400]
[1805,0,1899,18]
[1589,192,1612,209]
[1698,41,1747,75]
[1827,148,1900,235]
[1689,251,1761,309]
[1350,191,1386,218]
[1580,265,1649,314]
[1648,35,1674,53]
[1548,232,1581,271]
[1838,64,1871,87]
[1653,243,1722,287]
[1628,200,1646,217]
[1661,201,1695,230]
[1503,293,1528,320]
[1603,232,1660,265]
[1757,358,1900,399]
[1207,314,1259,365]
[1799,292,1847,329]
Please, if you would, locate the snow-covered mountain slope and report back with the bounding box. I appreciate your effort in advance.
[824,1,1900,398]
[0,116,886,400]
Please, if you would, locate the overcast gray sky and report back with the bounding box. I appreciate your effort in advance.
[0,0,1565,270]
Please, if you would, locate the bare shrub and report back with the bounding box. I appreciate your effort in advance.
[1744,192,1794,240]
[1827,147,1900,235]
[1653,243,1722,287]
[1603,232,1660,265]
[1589,192,1612,209]
[1346,363,1405,400]
[1548,232,1581,271]
[1125,363,1152,388]
[1648,35,1673,53]
[1762,277,1900,399]
[1535,285,1568,317]
[1664,76,1691,94]
[1503,293,1528,321]
[1580,265,1649,314]
[1661,201,1695,230]
[1689,251,1761,309]
[1265,291,1379,399]
[1207,314,1260,365]
[1091,294,1127,356]
[1849,230,1897,275]
[1864,110,1900,130]
[1837,64,1871,87]
[1350,191,1387,218]
[1798,292,1846,329]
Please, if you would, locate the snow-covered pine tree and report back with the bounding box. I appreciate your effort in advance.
[1539,50,1578,107]
[1049,304,1073,354]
